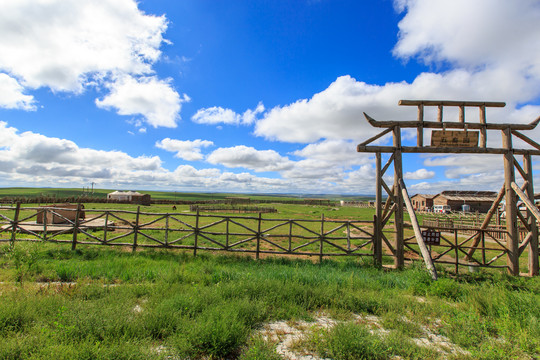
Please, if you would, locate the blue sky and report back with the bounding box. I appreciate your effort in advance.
[1,0,540,194]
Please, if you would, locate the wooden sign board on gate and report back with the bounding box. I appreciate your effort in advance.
[431,130,479,147]
[421,229,440,245]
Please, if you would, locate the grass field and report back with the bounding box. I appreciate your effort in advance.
[0,242,539,359]
[0,187,375,202]
[0,195,538,359]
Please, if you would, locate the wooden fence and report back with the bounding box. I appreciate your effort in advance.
[0,204,375,261]
[0,204,529,272]
[189,205,277,214]
[403,224,510,272]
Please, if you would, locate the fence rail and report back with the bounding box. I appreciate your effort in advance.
[0,205,375,260]
[1,204,532,273]
[403,224,510,272]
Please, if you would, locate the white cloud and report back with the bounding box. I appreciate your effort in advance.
[192,107,240,125]
[394,0,540,77]
[293,139,372,166]
[0,74,35,110]
[0,0,186,127]
[156,138,214,161]
[96,75,187,128]
[0,0,167,92]
[404,168,435,180]
[255,1,540,145]
[192,102,265,126]
[424,154,501,179]
[207,146,294,172]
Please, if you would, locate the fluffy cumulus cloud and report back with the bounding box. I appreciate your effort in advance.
[0,0,184,127]
[0,121,304,192]
[207,146,294,172]
[404,168,435,180]
[394,0,540,75]
[156,138,214,161]
[192,102,265,126]
[96,75,188,128]
[0,74,35,110]
[293,139,372,166]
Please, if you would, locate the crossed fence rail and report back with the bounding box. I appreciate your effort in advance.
[0,205,375,260]
[0,204,520,271]
[403,225,511,272]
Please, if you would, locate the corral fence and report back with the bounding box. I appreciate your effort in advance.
[422,213,528,241]
[0,204,374,261]
[0,204,530,273]
[189,205,277,214]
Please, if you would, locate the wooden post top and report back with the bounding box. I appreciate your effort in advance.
[398,100,506,108]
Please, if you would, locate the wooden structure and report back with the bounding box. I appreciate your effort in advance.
[358,100,540,276]
[0,204,375,261]
[107,191,151,205]
[432,191,497,213]
[411,194,434,211]
[36,203,85,224]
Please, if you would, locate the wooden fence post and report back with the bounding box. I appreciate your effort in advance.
[454,229,459,274]
[103,211,109,243]
[193,209,199,256]
[256,212,261,260]
[164,214,169,246]
[288,220,293,253]
[225,217,229,250]
[319,214,325,263]
[71,203,82,251]
[374,152,382,266]
[10,202,21,249]
[132,206,140,253]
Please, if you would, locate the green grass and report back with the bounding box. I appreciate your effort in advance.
[0,187,371,202]
[0,242,539,359]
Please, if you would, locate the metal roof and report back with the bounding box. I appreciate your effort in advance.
[434,191,497,202]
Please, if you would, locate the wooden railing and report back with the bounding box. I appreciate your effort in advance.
[0,205,375,261]
[403,224,510,271]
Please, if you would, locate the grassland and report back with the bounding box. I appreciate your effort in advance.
[0,240,539,359]
[0,187,374,202]
[0,195,538,359]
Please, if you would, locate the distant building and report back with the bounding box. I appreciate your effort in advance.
[411,194,435,211]
[107,191,151,205]
[432,191,497,213]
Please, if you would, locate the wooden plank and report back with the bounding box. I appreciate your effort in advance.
[10,202,21,248]
[417,105,424,147]
[511,182,540,223]
[504,128,519,275]
[132,206,140,253]
[400,179,438,280]
[375,152,382,266]
[357,145,540,156]
[398,100,506,107]
[466,185,505,260]
[523,154,539,276]
[431,130,479,147]
[364,112,540,131]
[393,127,404,268]
[479,105,487,148]
[511,130,540,151]
[357,127,393,147]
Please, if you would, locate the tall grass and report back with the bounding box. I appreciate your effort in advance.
[0,242,539,359]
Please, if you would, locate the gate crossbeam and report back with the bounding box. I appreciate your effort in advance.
[358,100,540,276]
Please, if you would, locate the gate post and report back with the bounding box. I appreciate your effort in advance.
[374,152,383,266]
[393,126,404,268]
[503,128,519,275]
[524,154,539,276]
